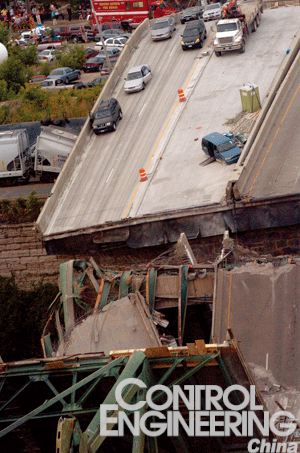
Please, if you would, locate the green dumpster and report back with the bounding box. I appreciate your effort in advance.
[240,83,261,113]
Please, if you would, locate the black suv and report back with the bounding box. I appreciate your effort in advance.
[90,98,122,134]
[181,20,207,50]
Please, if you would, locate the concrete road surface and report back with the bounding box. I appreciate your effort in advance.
[41,7,300,238]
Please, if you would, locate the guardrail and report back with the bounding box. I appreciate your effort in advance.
[236,27,300,169]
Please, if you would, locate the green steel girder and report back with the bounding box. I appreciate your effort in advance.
[152,351,220,403]
[146,268,157,315]
[0,379,31,413]
[178,265,190,346]
[0,356,111,378]
[119,270,132,299]
[85,351,153,453]
[0,356,127,438]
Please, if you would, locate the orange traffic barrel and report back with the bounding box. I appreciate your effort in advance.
[178,89,186,102]
[139,168,147,182]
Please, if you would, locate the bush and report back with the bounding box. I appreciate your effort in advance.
[40,60,52,77]
[0,55,27,93]
[0,22,9,47]
[0,191,44,223]
[20,44,38,66]
[0,277,58,361]
[57,44,86,70]
[0,105,9,124]
[0,79,8,102]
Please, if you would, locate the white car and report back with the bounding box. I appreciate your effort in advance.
[95,37,127,49]
[203,2,222,21]
[124,65,152,94]
[38,49,57,63]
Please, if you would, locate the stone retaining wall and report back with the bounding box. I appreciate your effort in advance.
[1,223,300,289]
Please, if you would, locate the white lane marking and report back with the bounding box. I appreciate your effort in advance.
[139,103,147,117]
[169,43,177,57]
[106,168,114,183]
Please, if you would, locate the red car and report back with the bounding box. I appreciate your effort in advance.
[82,56,103,72]
[29,75,47,85]
[85,47,99,60]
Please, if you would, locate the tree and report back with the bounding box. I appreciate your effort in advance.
[0,22,9,48]
[0,55,27,93]
[57,44,86,70]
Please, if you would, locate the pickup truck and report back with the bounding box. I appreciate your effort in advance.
[41,79,75,92]
[47,67,81,85]
[54,25,96,43]
[37,39,66,51]
[201,132,242,165]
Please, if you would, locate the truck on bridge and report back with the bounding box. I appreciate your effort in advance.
[213,0,263,56]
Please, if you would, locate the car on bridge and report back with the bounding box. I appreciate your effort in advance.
[124,65,152,93]
[151,16,176,41]
[203,2,222,21]
[90,98,123,134]
[180,6,204,24]
[181,20,207,50]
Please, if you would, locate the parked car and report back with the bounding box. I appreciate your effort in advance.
[151,16,176,41]
[203,2,222,21]
[86,76,108,87]
[85,47,99,60]
[29,75,47,85]
[181,20,207,50]
[82,56,104,72]
[100,57,118,76]
[95,36,127,49]
[96,48,121,59]
[94,29,131,42]
[90,98,123,134]
[124,65,152,94]
[47,67,81,84]
[180,6,204,24]
[41,79,73,92]
[73,76,108,89]
[38,49,57,63]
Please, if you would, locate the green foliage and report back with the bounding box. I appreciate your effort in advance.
[1,83,103,123]
[40,60,52,76]
[0,277,58,361]
[0,105,9,124]
[0,22,9,47]
[23,86,47,104]
[57,44,86,70]
[0,79,8,102]
[0,55,27,93]
[0,191,44,223]
[19,44,38,66]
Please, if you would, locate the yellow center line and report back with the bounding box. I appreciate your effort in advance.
[123,31,216,219]
[247,80,300,201]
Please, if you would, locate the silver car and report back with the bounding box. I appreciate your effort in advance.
[124,65,152,93]
[151,16,176,41]
[203,2,222,21]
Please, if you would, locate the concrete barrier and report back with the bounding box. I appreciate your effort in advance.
[37,19,151,235]
[232,28,300,197]
[236,27,300,169]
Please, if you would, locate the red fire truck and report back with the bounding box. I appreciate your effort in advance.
[92,0,177,26]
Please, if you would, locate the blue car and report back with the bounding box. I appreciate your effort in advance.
[201,132,242,165]
[47,67,81,85]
